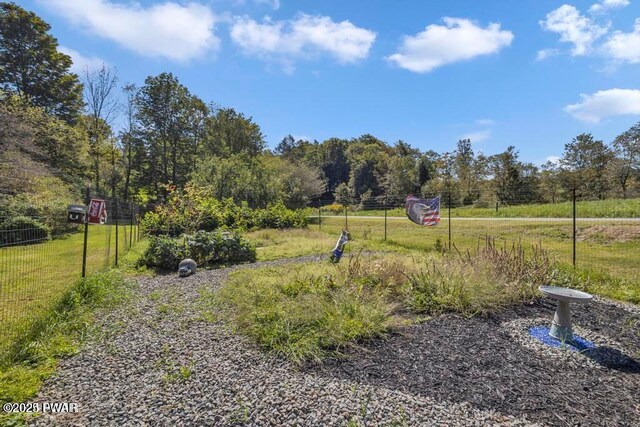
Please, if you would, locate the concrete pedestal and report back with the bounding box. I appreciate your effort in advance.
[550,300,573,341]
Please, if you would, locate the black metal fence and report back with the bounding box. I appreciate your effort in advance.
[310,191,640,281]
[0,190,141,358]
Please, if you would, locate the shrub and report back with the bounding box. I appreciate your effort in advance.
[139,235,187,271]
[0,216,50,246]
[255,203,308,229]
[322,203,345,215]
[0,176,81,237]
[140,185,308,237]
[186,230,256,265]
[140,230,256,271]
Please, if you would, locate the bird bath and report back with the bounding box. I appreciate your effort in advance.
[539,286,593,341]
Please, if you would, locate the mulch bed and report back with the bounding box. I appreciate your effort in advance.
[311,298,640,427]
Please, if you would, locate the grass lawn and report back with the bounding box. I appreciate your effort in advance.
[318,197,640,218]
[0,270,133,424]
[0,224,142,360]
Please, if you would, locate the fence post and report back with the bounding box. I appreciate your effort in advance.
[137,206,141,242]
[384,196,387,241]
[572,187,576,268]
[81,185,90,278]
[344,204,348,230]
[318,201,322,230]
[129,201,134,249]
[448,191,452,251]
[114,197,119,267]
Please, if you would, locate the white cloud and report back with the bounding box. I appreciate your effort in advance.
[59,46,106,73]
[536,48,561,61]
[475,119,495,126]
[230,14,376,67]
[255,0,280,10]
[545,156,561,165]
[540,5,608,56]
[603,18,640,63]
[42,0,218,61]
[589,0,630,14]
[564,88,640,122]
[461,130,491,142]
[386,18,513,73]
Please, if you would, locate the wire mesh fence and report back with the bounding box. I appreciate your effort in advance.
[309,191,640,281]
[0,188,142,359]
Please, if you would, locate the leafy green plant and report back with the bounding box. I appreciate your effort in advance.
[0,216,50,245]
[140,185,308,237]
[139,230,256,271]
[138,235,187,271]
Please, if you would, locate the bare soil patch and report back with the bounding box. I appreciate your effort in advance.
[578,225,640,243]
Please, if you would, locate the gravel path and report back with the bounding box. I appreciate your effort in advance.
[31,256,535,426]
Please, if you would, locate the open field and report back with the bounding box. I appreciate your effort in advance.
[318,197,640,218]
[247,218,640,303]
[0,225,141,360]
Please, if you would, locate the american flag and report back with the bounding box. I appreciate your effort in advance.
[405,195,440,226]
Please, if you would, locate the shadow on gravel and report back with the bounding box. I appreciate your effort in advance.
[584,346,640,373]
[309,301,640,427]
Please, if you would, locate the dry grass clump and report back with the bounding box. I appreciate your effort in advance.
[409,239,553,315]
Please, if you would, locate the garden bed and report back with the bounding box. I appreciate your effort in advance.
[312,298,640,426]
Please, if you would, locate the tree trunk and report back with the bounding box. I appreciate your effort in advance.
[124,135,132,200]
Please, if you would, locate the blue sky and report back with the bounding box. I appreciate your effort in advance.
[20,0,640,165]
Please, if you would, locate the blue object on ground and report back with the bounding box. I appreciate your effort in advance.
[528,326,596,352]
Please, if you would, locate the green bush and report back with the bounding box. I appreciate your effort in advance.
[254,203,308,229]
[0,216,50,246]
[138,235,187,271]
[140,230,256,271]
[186,230,256,265]
[140,185,308,237]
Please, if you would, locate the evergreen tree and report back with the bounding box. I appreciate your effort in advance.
[0,2,83,123]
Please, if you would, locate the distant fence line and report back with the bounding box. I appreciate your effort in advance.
[308,192,640,277]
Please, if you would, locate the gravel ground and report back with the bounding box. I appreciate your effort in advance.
[30,255,537,427]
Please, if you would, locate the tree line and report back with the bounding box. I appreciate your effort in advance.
[1,2,639,214]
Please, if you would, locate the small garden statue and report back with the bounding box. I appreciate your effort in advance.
[330,230,350,263]
[178,258,197,277]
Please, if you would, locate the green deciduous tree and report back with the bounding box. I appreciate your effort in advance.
[205,107,264,157]
[611,122,640,199]
[560,133,613,200]
[488,146,525,204]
